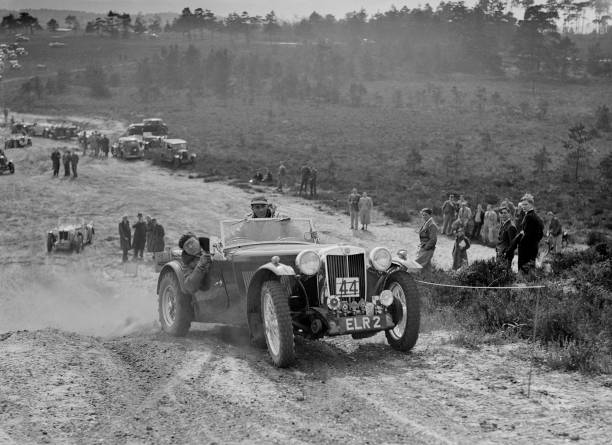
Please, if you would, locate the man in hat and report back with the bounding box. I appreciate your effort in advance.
[51,147,61,177]
[182,236,212,294]
[441,194,455,235]
[347,188,360,230]
[248,196,276,218]
[118,215,131,263]
[416,208,438,272]
[62,150,71,177]
[132,213,147,260]
[496,206,518,269]
[514,196,544,276]
[277,161,287,192]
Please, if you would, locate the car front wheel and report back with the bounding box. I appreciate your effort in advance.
[261,280,295,367]
[158,272,192,336]
[384,273,420,352]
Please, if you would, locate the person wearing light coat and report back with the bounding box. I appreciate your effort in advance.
[358,192,373,230]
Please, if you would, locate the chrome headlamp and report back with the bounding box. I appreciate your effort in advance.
[295,250,320,276]
[369,247,392,271]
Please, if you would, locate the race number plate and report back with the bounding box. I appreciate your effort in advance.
[340,315,384,332]
[335,277,360,297]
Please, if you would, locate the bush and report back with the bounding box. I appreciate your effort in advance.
[586,231,609,246]
[454,258,516,287]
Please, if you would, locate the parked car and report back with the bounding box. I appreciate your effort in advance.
[0,152,15,174]
[156,217,421,367]
[142,118,168,136]
[160,139,196,168]
[48,124,78,140]
[47,217,94,253]
[113,136,145,160]
[4,135,32,149]
[126,123,144,136]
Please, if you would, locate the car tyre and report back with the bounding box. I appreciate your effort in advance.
[158,272,192,336]
[261,280,295,368]
[46,233,54,253]
[384,273,420,352]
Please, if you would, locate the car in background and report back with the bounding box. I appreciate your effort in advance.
[47,217,94,253]
[113,136,145,160]
[28,122,54,137]
[48,124,78,140]
[160,139,196,168]
[156,217,422,367]
[143,118,168,136]
[4,135,32,149]
[126,123,144,136]
[0,152,15,174]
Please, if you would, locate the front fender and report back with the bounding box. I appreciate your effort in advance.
[157,260,187,294]
[391,257,422,273]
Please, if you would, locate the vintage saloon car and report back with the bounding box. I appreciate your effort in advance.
[157,217,421,367]
[160,139,196,168]
[47,216,94,253]
[4,135,32,149]
[113,136,145,160]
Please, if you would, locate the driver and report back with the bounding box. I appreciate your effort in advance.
[180,235,212,294]
[247,196,277,218]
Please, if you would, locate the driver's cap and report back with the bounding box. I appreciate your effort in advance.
[251,196,268,206]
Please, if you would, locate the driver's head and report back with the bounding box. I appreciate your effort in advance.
[251,196,270,218]
[182,237,202,257]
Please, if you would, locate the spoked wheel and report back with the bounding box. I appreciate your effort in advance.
[158,272,192,336]
[384,273,420,352]
[261,280,295,368]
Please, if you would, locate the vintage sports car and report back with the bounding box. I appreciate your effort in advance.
[160,139,196,168]
[4,135,32,149]
[47,216,94,253]
[48,124,78,140]
[113,136,145,160]
[0,152,15,174]
[156,217,421,367]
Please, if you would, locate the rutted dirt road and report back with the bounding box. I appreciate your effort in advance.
[0,116,611,444]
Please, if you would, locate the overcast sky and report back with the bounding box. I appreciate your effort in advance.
[1,1,434,19]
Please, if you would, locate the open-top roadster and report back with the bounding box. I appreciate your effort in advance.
[0,152,15,174]
[156,217,421,367]
[47,216,94,253]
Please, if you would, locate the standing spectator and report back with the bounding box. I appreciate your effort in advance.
[145,215,153,256]
[62,150,71,177]
[70,151,79,178]
[452,226,471,270]
[347,188,360,230]
[150,218,166,255]
[515,196,544,276]
[452,195,461,219]
[416,208,438,272]
[482,204,498,246]
[299,164,311,196]
[441,194,455,235]
[471,204,485,241]
[457,200,472,230]
[132,213,147,261]
[277,161,287,192]
[496,206,518,269]
[118,215,131,263]
[358,192,373,230]
[309,166,317,198]
[546,211,563,253]
[51,148,61,177]
[501,197,516,219]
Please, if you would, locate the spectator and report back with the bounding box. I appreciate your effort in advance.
[482,204,498,246]
[299,164,311,196]
[501,197,516,219]
[62,150,71,177]
[51,148,61,177]
[70,151,79,178]
[277,161,287,192]
[145,215,153,257]
[118,215,131,263]
[358,191,373,230]
[416,208,438,272]
[471,203,485,241]
[496,206,518,269]
[441,194,455,235]
[452,226,471,270]
[514,196,544,277]
[458,200,472,228]
[347,188,360,230]
[546,211,563,253]
[132,213,147,261]
[149,218,166,254]
[309,167,317,198]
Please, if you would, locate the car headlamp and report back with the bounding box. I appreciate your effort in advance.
[295,250,320,276]
[380,289,394,307]
[369,247,392,271]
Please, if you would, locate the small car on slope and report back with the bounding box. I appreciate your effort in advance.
[4,135,32,149]
[0,152,15,174]
[47,217,94,253]
[156,217,421,367]
[160,139,196,168]
[113,136,145,160]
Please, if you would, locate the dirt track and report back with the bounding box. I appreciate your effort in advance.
[1,116,611,444]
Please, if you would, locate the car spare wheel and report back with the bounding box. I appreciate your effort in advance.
[384,273,420,352]
[158,272,192,336]
[261,280,295,367]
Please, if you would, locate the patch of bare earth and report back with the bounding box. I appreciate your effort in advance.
[0,115,610,444]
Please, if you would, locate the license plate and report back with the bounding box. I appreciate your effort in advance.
[340,315,384,332]
[335,277,359,297]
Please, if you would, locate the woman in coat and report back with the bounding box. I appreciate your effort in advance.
[149,219,165,253]
[358,192,373,230]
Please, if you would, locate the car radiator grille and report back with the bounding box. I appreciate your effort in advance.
[326,253,366,299]
[59,231,68,241]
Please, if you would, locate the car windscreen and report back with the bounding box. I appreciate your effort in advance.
[169,143,187,150]
[222,218,315,247]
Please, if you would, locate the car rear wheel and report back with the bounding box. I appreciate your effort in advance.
[158,272,192,336]
[384,273,420,352]
[261,280,295,368]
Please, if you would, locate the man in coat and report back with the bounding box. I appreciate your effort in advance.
[62,150,71,177]
[149,218,165,254]
[347,188,360,230]
[309,166,317,198]
[70,151,79,178]
[546,211,563,253]
[416,208,438,272]
[118,215,131,263]
[514,197,544,276]
[132,213,147,260]
[277,161,287,192]
[299,164,310,196]
[358,192,373,230]
[496,206,518,269]
[441,194,455,235]
[51,148,61,177]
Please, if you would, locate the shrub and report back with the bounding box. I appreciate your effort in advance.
[454,258,516,287]
[586,231,609,246]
